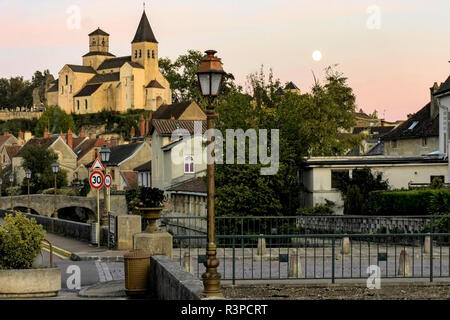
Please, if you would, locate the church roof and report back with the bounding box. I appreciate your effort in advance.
[434,76,450,96]
[47,79,59,92]
[88,73,120,84]
[285,82,299,90]
[89,28,109,36]
[97,56,132,70]
[146,80,165,89]
[67,65,96,74]
[82,51,115,58]
[74,84,102,97]
[132,11,158,44]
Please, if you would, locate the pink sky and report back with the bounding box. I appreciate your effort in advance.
[0,0,449,121]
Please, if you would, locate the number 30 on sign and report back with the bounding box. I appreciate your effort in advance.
[90,171,104,190]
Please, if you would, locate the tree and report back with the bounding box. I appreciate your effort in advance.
[35,105,75,137]
[159,50,235,107]
[20,145,68,193]
[0,76,33,109]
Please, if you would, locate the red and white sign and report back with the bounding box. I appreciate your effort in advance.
[90,157,105,172]
[89,171,104,190]
[104,174,112,188]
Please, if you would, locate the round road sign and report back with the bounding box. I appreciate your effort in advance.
[90,171,104,190]
[104,174,112,188]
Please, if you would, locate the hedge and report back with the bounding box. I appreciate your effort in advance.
[367,189,450,216]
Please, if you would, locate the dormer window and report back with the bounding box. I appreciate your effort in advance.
[184,156,194,174]
[408,121,419,130]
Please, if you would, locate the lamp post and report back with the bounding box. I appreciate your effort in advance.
[9,173,13,212]
[51,161,59,218]
[99,144,111,226]
[26,169,31,214]
[196,50,226,298]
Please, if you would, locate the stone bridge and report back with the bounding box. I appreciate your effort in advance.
[0,194,99,220]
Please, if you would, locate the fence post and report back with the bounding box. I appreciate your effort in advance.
[331,237,335,284]
[241,218,244,248]
[430,234,433,283]
[232,237,236,285]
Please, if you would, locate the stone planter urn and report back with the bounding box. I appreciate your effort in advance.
[138,207,163,233]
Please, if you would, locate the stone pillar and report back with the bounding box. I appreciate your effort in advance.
[183,251,194,275]
[341,237,350,255]
[116,215,141,250]
[257,236,267,256]
[424,236,431,254]
[288,251,303,278]
[398,250,412,276]
[134,231,173,259]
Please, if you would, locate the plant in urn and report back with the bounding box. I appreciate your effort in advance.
[128,187,165,233]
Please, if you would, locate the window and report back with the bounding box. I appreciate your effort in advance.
[184,156,194,174]
[70,85,72,94]
[152,50,155,59]
[61,86,64,95]
[134,50,137,58]
[102,39,105,46]
[331,170,349,189]
[85,99,88,110]
[147,50,150,58]
[391,140,398,149]
[139,50,142,58]
[408,121,419,130]
[65,75,68,85]
[77,100,80,110]
[430,176,445,184]
[138,172,151,187]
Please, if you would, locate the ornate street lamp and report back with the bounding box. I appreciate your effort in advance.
[26,169,31,214]
[100,145,111,226]
[9,173,14,212]
[51,161,59,218]
[196,50,226,298]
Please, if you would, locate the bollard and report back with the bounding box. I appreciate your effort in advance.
[182,251,194,275]
[423,236,431,254]
[398,250,412,276]
[341,237,350,255]
[257,235,267,256]
[288,251,303,278]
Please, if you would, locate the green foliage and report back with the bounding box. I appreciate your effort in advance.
[367,189,450,216]
[126,187,165,214]
[0,76,33,109]
[79,178,91,197]
[41,188,77,196]
[0,118,38,137]
[35,105,75,137]
[431,176,444,189]
[335,168,389,215]
[0,213,46,270]
[297,200,335,215]
[20,145,68,193]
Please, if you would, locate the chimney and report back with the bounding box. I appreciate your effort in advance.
[24,131,32,142]
[18,131,24,140]
[80,127,86,138]
[131,126,135,138]
[430,82,440,119]
[139,114,145,137]
[67,128,73,149]
[60,130,66,143]
[44,128,49,138]
[171,115,175,120]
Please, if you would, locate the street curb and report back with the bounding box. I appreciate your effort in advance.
[71,254,124,262]
[41,242,72,259]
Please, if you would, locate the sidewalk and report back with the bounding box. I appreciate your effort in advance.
[44,232,128,262]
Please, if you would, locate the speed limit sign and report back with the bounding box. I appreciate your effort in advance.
[104,174,112,188]
[89,171,104,190]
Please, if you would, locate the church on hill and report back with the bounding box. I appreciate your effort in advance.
[46,9,172,114]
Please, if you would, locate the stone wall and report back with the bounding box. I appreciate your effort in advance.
[0,111,42,121]
[149,255,203,300]
[297,216,431,234]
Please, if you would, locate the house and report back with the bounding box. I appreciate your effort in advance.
[0,134,20,168]
[152,101,206,121]
[86,142,151,191]
[73,137,106,181]
[348,126,396,156]
[166,177,207,218]
[354,109,381,127]
[301,155,448,214]
[135,161,151,187]
[46,9,172,113]
[277,82,301,95]
[434,77,450,156]
[150,119,207,190]
[12,135,78,184]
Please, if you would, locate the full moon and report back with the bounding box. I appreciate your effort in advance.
[312,50,322,61]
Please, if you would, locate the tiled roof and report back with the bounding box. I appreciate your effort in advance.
[354,111,373,119]
[146,80,165,89]
[97,56,131,70]
[285,82,299,90]
[127,61,144,69]
[168,178,207,194]
[381,103,439,141]
[86,143,143,167]
[47,79,59,92]
[0,135,13,147]
[152,101,196,120]
[366,142,384,156]
[132,11,158,44]
[72,137,87,150]
[74,138,104,159]
[121,171,138,188]
[87,73,120,84]
[5,145,21,159]
[74,84,102,97]
[15,137,58,157]
[434,76,450,96]
[67,65,96,74]
[82,51,115,58]
[352,126,395,139]
[151,119,207,136]
[134,161,151,172]
[89,28,109,36]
